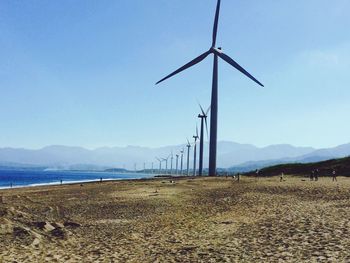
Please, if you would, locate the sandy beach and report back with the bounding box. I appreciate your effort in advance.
[1,176,350,262]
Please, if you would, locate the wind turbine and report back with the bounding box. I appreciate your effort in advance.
[170,151,174,175]
[175,154,179,175]
[193,126,199,176]
[198,104,210,176]
[162,155,170,174]
[180,148,184,175]
[186,140,191,176]
[156,157,162,174]
[156,0,263,176]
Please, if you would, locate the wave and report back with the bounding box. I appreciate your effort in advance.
[0,175,155,190]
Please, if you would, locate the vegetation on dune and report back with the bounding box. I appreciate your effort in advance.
[245,156,350,177]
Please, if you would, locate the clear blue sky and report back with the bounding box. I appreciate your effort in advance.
[0,0,349,149]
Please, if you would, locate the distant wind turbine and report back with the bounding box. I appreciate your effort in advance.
[156,157,162,174]
[186,140,191,176]
[170,151,174,175]
[175,154,179,175]
[156,0,263,176]
[193,126,199,176]
[180,148,184,175]
[198,104,210,176]
[162,156,170,174]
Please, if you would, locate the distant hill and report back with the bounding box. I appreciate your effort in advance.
[0,142,316,170]
[0,162,48,171]
[228,155,336,173]
[300,143,350,160]
[228,143,350,172]
[104,168,128,173]
[244,157,350,177]
[1,142,350,171]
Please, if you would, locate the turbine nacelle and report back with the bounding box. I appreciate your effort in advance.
[198,103,210,138]
[210,47,222,53]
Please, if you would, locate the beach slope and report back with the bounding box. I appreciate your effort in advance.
[1,176,350,262]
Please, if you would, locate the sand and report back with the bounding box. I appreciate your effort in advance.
[0,176,350,262]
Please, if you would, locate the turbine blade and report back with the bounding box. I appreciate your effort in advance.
[156,51,211,85]
[206,105,211,116]
[204,117,209,139]
[196,125,199,138]
[214,49,264,87]
[198,103,205,115]
[212,0,221,47]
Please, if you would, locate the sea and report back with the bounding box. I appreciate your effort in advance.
[0,169,155,189]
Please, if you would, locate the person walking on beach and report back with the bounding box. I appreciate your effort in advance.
[315,169,319,181]
[332,170,337,182]
[310,170,314,181]
[280,172,284,182]
[256,169,259,177]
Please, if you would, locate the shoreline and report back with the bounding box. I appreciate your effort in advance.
[0,176,156,191]
[0,174,194,191]
[0,170,158,190]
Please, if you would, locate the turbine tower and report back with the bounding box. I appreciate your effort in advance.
[162,156,170,174]
[170,152,174,175]
[156,0,263,176]
[186,140,191,176]
[180,148,184,175]
[175,154,179,175]
[156,157,162,174]
[198,104,210,176]
[193,126,199,176]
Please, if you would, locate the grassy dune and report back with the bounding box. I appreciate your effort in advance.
[247,156,350,177]
[1,176,350,262]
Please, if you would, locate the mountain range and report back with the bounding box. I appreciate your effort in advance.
[0,141,349,171]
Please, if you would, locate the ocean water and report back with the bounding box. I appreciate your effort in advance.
[0,169,155,189]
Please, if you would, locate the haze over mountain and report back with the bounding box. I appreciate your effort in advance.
[1,141,349,171]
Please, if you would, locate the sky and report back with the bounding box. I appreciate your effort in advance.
[0,0,350,149]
